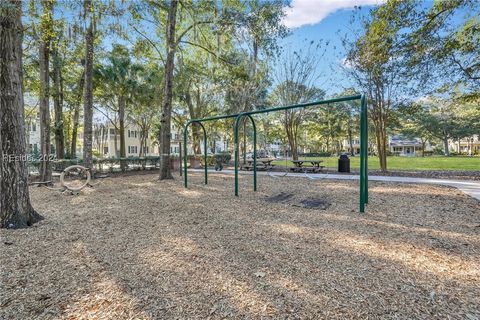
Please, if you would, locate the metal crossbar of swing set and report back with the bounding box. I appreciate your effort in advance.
[183,94,369,213]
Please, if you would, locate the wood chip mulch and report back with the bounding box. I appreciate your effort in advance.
[1,173,479,319]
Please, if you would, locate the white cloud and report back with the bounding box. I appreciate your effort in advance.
[340,57,353,69]
[283,0,384,29]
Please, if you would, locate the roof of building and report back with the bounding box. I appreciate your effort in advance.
[389,135,422,147]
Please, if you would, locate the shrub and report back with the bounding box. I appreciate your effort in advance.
[214,152,231,164]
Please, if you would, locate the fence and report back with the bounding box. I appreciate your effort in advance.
[27,156,184,175]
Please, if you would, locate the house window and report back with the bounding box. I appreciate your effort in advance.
[134,131,137,138]
[110,128,115,134]
[104,147,108,154]
[31,123,36,131]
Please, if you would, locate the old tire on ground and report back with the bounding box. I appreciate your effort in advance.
[60,165,91,191]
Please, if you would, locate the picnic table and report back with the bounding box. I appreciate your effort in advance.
[249,158,274,166]
[241,158,274,171]
[291,160,324,172]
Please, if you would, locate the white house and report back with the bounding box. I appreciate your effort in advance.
[450,135,480,155]
[389,135,428,156]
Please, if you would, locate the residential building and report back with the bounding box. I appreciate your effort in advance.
[25,110,57,156]
[450,135,480,155]
[94,123,159,158]
[25,115,40,154]
[389,135,434,156]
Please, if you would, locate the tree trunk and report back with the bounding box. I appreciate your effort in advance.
[159,0,178,180]
[371,99,388,172]
[375,125,388,172]
[443,137,450,156]
[286,128,298,160]
[184,92,202,154]
[118,95,126,170]
[52,45,65,159]
[70,106,80,158]
[348,117,354,156]
[38,1,52,183]
[192,124,202,154]
[25,121,31,153]
[114,128,118,157]
[83,0,94,169]
[0,1,42,228]
[70,69,84,159]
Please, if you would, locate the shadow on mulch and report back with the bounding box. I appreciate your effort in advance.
[265,192,331,210]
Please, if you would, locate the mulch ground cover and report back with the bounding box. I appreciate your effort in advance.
[1,173,479,319]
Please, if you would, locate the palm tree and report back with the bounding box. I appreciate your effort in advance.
[95,45,142,169]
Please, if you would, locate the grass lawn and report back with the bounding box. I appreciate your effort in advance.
[272,155,480,171]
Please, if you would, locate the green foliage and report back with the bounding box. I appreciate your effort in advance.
[19,0,479,167]
[408,0,480,97]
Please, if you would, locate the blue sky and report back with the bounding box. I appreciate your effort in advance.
[277,0,385,95]
[277,0,475,97]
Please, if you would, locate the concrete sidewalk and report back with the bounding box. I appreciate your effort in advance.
[188,169,480,201]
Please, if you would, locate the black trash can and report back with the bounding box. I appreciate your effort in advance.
[338,154,350,173]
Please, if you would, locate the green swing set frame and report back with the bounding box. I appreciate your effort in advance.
[183,94,369,212]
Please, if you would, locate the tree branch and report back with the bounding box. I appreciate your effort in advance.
[178,40,232,64]
[129,24,165,64]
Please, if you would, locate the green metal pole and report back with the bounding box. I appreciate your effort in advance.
[234,115,241,196]
[243,118,247,165]
[364,97,369,204]
[359,95,366,213]
[182,95,365,197]
[183,122,190,188]
[247,115,257,192]
[201,123,208,185]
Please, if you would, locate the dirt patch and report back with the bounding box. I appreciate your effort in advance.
[1,173,479,319]
[297,198,331,210]
[266,193,331,210]
[265,192,294,203]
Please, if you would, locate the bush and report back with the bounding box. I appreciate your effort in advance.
[198,153,232,167]
[433,146,445,155]
[214,152,231,164]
